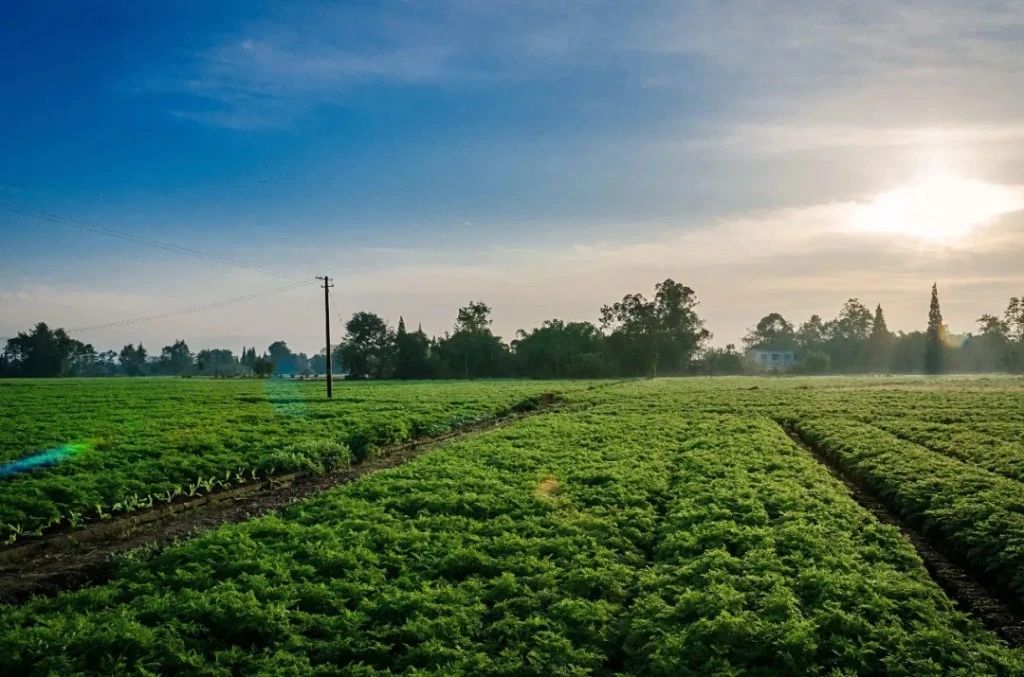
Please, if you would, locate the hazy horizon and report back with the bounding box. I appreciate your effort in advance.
[3,2,1024,355]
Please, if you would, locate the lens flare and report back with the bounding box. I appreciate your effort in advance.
[263,377,310,418]
[0,442,89,479]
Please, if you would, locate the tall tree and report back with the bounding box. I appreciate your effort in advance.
[961,314,1010,372]
[158,340,194,376]
[196,349,238,377]
[999,297,1024,372]
[455,302,492,334]
[437,302,508,378]
[600,279,708,377]
[824,298,874,371]
[393,317,432,379]
[68,342,99,376]
[796,315,827,352]
[266,341,308,375]
[702,344,745,376]
[654,279,712,372]
[4,323,80,377]
[240,347,252,368]
[865,304,893,372]
[119,343,148,376]
[742,313,796,350]
[1005,296,1024,343]
[339,312,395,379]
[924,283,945,374]
[600,292,660,376]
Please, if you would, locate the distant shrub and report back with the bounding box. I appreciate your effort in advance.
[292,439,351,470]
[254,450,323,476]
[253,439,352,476]
[347,419,411,462]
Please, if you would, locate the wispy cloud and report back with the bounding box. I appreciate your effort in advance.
[150,1,1024,135]
[680,123,1024,155]
[152,3,606,129]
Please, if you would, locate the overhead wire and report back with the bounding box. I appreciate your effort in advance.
[0,201,325,343]
[0,279,319,344]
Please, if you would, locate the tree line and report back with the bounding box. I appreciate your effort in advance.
[732,285,1024,375]
[2,280,1022,378]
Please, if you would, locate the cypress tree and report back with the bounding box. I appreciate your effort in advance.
[866,304,892,372]
[394,317,409,379]
[925,283,945,374]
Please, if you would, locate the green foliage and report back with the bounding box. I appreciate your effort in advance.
[600,279,710,377]
[513,320,610,379]
[0,379,590,542]
[2,378,1023,673]
[625,414,1018,675]
[792,416,1024,605]
[742,312,797,351]
[339,312,395,379]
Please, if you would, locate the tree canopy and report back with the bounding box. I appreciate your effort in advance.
[601,279,710,377]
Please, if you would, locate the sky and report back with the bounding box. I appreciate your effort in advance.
[2,1,1024,354]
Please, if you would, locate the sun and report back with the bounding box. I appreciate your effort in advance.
[853,173,1024,243]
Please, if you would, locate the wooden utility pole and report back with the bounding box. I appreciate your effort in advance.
[317,276,334,398]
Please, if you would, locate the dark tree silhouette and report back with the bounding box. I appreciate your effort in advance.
[600,279,709,377]
[119,343,148,376]
[157,340,194,376]
[339,312,394,379]
[865,304,893,372]
[4,323,80,377]
[436,302,508,378]
[925,283,945,374]
[393,317,432,379]
[742,313,797,350]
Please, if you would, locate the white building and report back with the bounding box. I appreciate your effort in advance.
[747,348,800,371]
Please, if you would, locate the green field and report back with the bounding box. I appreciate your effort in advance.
[0,378,602,542]
[2,376,1024,673]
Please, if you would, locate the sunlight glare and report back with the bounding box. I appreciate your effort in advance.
[854,173,1024,242]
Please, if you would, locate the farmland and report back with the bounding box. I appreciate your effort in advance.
[0,378,604,543]
[2,376,1024,673]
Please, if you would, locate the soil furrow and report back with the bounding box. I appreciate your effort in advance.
[776,418,1024,648]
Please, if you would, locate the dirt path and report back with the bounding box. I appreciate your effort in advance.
[0,397,574,604]
[777,419,1024,648]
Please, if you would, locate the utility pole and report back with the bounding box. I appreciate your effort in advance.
[317,276,334,398]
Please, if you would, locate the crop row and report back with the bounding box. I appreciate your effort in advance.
[0,398,682,674]
[0,379,588,544]
[866,419,1024,484]
[624,414,1019,674]
[2,388,1020,673]
[791,417,1024,608]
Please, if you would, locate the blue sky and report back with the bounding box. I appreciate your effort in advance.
[3,1,1024,353]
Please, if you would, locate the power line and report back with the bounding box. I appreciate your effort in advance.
[0,201,306,282]
[0,279,318,343]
